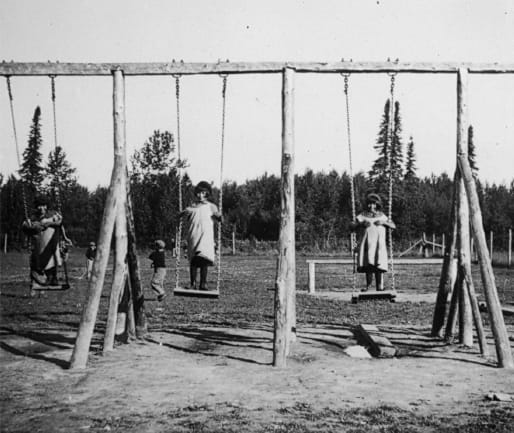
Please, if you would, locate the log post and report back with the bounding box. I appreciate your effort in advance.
[489,231,493,263]
[455,68,473,347]
[126,171,147,337]
[103,169,128,353]
[431,172,458,337]
[462,259,489,356]
[458,152,514,368]
[442,233,445,257]
[273,66,296,367]
[509,229,512,267]
[70,68,127,369]
[3,233,7,253]
[232,228,236,255]
[457,192,473,347]
[445,271,461,342]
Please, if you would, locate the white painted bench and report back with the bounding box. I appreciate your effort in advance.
[306,258,444,293]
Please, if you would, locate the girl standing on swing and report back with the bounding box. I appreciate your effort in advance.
[351,193,396,291]
[180,181,222,291]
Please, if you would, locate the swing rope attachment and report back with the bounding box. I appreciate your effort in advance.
[49,75,63,214]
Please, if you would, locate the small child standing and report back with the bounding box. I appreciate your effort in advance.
[180,181,222,291]
[84,241,97,280]
[149,240,167,301]
[351,193,396,291]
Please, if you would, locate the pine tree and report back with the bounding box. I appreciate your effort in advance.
[368,99,404,193]
[404,136,417,182]
[45,145,78,209]
[19,106,45,193]
[130,130,176,180]
[467,125,478,177]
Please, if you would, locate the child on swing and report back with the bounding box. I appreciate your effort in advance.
[351,193,396,292]
[180,181,222,291]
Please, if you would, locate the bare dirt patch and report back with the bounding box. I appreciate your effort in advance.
[1,252,513,432]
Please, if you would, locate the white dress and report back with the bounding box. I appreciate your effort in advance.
[356,211,389,273]
[183,201,219,265]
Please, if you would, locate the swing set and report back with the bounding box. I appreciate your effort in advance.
[2,60,513,371]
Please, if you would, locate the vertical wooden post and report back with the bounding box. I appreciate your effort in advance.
[458,152,514,368]
[442,233,445,257]
[3,233,7,253]
[489,231,493,263]
[432,234,436,256]
[455,68,473,347]
[508,229,512,267]
[462,259,489,356]
[431,172,458,337]
[232,228,236,255]
[274,67,296,367]
[457,181,473,347]
[70,68,127,369]
[126,172,147,337]
[103,169,128,353]
[308,262,315,294]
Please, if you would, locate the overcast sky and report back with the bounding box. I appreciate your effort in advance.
[1,0,513,190]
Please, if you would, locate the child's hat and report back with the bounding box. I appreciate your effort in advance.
[89,241,96,247]
[155,239,165,248]
[194,181,212,196]
[366,193,382,206]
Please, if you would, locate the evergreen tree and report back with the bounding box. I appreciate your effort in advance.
[130,130,176,181]
[19,106,45,194]
[368,99,404,194]
[404,136,417,182]
[467,125,478,177]
[45,145,77,192]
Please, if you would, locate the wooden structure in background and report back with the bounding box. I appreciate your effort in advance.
[2,60,512,369]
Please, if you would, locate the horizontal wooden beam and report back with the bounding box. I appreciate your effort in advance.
[306,258,443,265]
[1,61,514,76]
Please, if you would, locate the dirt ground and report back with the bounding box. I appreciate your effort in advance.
[1,252,514,432]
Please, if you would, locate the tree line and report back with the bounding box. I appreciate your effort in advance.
[1,102,513,253]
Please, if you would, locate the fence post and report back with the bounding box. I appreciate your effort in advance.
[508,228,512,267]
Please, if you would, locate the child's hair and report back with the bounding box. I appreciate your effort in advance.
[194,181,212,197]
[366,193,382,208]
[155,239,165,249]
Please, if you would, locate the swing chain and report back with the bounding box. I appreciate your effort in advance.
[340,73,357,290]
[216,74,228,293]
[173,74,183,290]
[386,72,396,290]
[5,76,29,220]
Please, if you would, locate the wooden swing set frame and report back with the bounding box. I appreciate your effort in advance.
[2,60,513,370]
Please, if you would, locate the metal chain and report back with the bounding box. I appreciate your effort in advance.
[342,73,357,291]
[216,75,228,293]
[6,76,29,220]
[50,75,62,214]
[386,73,396,290]
[173,75,183,290]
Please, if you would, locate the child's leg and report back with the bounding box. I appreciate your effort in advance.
[199,266,208,290]
[375,272,384,291]
[190,264,198,289]
[365,272,373,291]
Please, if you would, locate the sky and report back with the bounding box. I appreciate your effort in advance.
[0,0,513,190]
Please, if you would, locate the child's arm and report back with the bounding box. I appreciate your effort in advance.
[375,218,396,229]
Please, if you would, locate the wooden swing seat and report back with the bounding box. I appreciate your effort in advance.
[351,290,397,303]
[31,281,70,291]
[173,287,219,298]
